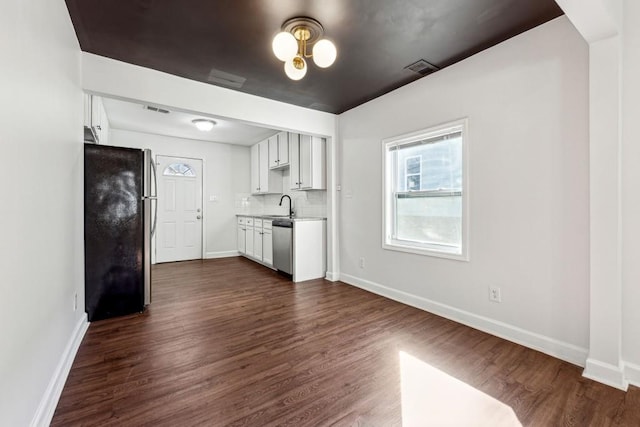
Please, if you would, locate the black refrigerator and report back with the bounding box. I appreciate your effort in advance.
[84,144,156,321]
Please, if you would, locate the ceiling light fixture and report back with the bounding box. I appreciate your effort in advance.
[272,17,337,81]
[191,119,216,132]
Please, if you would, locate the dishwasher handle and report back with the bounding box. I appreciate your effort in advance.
[272,219,294,228]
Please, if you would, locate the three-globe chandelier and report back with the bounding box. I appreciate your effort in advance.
[272,17,337,81]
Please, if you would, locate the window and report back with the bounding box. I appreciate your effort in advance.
[163,163,196,177]
[383,119,468,260]
[405,156,422,191]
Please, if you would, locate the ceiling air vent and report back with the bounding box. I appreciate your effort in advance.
[144,105,170,114]
[208,68,246,89]
[404,59,440,76]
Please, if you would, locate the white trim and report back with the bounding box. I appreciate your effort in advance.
[583,358,628,391]
[325,271,340,282]
[205,251,241,259]
[201,157,207,260]
[624,362,640,388]
[340,273,588,367]
[31,315,89,427]
[381,118,470,262]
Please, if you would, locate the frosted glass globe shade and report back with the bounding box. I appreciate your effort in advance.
[192,119,215,131]
[312,39,337,68]
[272,32,298,62]
[284,56,307,80]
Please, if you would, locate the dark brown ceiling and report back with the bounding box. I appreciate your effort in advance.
[65,0,563,114]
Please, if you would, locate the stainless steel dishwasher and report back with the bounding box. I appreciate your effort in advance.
[272,218,293,275]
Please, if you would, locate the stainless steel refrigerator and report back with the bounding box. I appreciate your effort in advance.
[84,144,157,321]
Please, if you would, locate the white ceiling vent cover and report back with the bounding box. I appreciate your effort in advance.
[144,105,170,114]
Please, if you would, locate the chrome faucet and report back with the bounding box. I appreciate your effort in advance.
[279,194,294,217]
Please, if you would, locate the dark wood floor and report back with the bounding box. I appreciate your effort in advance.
[53,257,640,426]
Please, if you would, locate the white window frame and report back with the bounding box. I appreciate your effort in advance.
[382,118,469,261]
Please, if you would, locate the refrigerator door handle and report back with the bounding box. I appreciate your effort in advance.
[150,157,158,238]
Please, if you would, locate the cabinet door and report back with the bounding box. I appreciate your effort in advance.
[258,140,269,193]
[98,99,109,144]
[245,225,254,256]
[289,133,301,190]
[299,134,313,189]
[263,228,273,266]
[237,226,246,254]
[83,94,92,128]
[268,135,279,169]
[278,132,289,166]
[251,144,260,194]
[254,227,263,260]
[91,95,101,135]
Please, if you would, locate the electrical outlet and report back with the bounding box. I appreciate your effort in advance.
[73,292,78,311]
[359,257,365,269]
[489,286,501,303]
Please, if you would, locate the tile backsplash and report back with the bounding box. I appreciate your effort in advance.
[234,169,327,217]
[234,191,327,218]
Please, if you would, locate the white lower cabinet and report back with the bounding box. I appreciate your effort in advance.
[237,216,274,268]
[237,217,246,254]
[292,219,326,282]
[254,219,263,261]
[245,218,254,257]
[262,221,273,266]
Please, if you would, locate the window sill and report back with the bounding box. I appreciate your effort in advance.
[382,242,469,262]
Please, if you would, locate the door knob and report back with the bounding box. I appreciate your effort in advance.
[197,215,202,220]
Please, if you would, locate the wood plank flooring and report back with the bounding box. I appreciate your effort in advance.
[52,257,640,426]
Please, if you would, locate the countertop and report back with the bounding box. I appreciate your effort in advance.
[236,214,326,222]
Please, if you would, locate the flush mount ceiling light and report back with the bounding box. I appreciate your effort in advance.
[191,119,216,131]
[272,17,337,81]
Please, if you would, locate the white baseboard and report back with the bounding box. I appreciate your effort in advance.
[624,362,640,388]
[31,314,89,427]
[340,273,588,368]
[205,251,241,259]
[583,358,628,391]
[325,271,340,281]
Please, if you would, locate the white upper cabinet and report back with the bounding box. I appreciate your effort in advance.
[269,132,289,169]
[251,143,260,194]
[258,139,269,192]
[84,94,109,144]
[290,134,326,190]
[251,139,283,195]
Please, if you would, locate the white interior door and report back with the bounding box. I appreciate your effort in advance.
[156,155,203,263]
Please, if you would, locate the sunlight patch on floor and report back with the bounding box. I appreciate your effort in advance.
[399,351,522,427]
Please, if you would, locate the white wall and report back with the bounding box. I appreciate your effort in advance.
[0,1,85,426]
[110,129,250,258]
[338,17,590,364]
